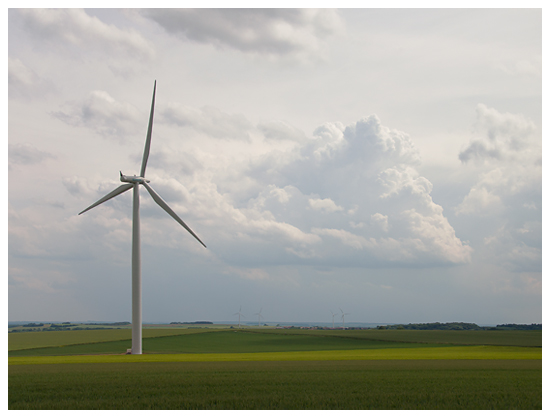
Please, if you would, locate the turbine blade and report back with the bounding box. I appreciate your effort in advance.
[78,183,133,215]
[140,80,156,177]
[142,182,207,248]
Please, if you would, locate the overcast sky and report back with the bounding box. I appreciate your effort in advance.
[8,8,542,325]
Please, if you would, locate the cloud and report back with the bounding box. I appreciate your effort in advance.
[142,8,343,59]
[483,224,541,272]
[309,197,344,213]
[161,104,253,140]
[248,115,421,200]
[17,108,471,287]
[258,120,308,142]
[456,105,540,215]
[223,266,270,281]
[15,8,154,61]
[496,56,541,77]
[456,105,541,272]
[8,57,54,99]
[62,176,97,197]
[343,115,421,166]
[52,90,142,139]
[9,265,76,294]
[371,213,388,232]
[455,185,502,215]
[162,114,472,268]
[459,104,536,163]
[9,143,55,167]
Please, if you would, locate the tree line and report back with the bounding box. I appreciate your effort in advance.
[376,322,541,331]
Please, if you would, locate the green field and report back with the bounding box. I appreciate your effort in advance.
[9,328,541,354]
[8,327,218,351]
[8,328,542,409]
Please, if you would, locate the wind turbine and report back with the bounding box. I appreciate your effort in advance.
[330,309,337,329]
[340,308,350,329]
[79,81,206,355]
[255,307,264,327]
[234,306,245,328]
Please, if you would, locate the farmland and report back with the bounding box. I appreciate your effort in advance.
[8,327,542,409]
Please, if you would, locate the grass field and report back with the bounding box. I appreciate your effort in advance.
[262,328,542,347]
[9,328,541,354]
[8,328,542,409]
[8,327,217,351]
[10,329,457,357]
[9,360,541,409]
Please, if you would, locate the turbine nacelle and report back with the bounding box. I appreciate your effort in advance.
[120,171,150,184]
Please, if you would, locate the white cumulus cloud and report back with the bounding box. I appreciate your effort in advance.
[164,114,473,268]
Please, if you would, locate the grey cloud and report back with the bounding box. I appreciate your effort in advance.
[144,148,202,177]
[9,143,55,167]
[62,176,93,196]
[15,9,155,61]
[258,120,308,142]
[457,106,541,215]
[455,105,541,272]
[459,104,536,163]
[483,224,541,272]
[496,56,541,77]
[458,140,502,162]
[8,57,54,99]
[161,104,253,141]
[52,90,142,139]
[142,8,342,58]
[370,213,388,232]
[62,176,133,218]
[309,197,344,213]
[457,163,541,217]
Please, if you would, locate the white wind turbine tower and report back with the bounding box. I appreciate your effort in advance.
[255,308,264,327]
[234,306,245,329]
[340,308,350,329]
[79,81,206,355]
[330,310,338,329]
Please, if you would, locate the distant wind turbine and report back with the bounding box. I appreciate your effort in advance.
[79,81,206,355]
[340,308,350,329]
[234,306,245,328]
[255,307,264,327]
[330,310,338,329]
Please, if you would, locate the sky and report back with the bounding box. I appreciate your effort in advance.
[8,7,542,325]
